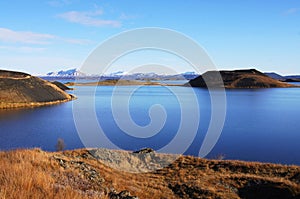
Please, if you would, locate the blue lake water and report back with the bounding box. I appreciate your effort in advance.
[0,83,300,165]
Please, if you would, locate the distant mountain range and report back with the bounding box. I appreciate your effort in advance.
[284,75,300,80]
[264,72,286,80]
[43,68,300,82]
[43,68,199,80]
[264,72,300,82]
[46,68,86,77]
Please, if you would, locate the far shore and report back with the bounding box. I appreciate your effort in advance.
[65,79,182,87]
[64,79,300,88]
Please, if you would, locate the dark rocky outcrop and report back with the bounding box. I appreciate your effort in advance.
[168,183,218,199]
[109,190,139,199]
[51,81,72,91]
[133,148,155,154]
[186,69,296,88]
[238,180,300,199]
[282,78,300,83]
[0,69,74,109]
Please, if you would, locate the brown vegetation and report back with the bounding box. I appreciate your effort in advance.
[56,138,66,152]
[0,148,299,199]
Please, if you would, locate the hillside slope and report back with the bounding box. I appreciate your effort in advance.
[0,148,299,199]
[0,70,74,109]
[187,69,296,88]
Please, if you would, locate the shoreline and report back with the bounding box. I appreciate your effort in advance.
[0,94,76,109]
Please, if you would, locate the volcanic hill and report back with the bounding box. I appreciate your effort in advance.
[186,69,296,88]
[0,69,74,109]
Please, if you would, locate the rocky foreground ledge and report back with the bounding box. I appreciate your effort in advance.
[0,148,299,199]
[0,70,74,109]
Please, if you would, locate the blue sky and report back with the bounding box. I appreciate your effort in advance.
[0,0,299,75]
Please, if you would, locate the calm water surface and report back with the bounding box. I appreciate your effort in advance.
[0,83,300,165]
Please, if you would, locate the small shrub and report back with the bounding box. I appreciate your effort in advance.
[213,154,226,160]
[55,138,65,151]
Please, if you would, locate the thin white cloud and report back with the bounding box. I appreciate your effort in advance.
[58,9,121,27]
[0,28,55,44]
[119,13,137,20]
[0,46,46,53]
[62,38,91,45]
[0,27,90,45]
[47,0,72,7]
[284,8,299,15]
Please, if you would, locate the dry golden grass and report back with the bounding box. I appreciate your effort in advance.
[0,149,105,199]
[0,148,299,199]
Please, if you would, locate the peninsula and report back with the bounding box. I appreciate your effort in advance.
[186,69,296,88]
[0,70,74,109]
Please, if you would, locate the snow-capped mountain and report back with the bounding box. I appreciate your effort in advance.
[46,68,86,77]
[107,71,128,77]
[103,71,199,80]
[44,68,199,80]
[180,71,199,79]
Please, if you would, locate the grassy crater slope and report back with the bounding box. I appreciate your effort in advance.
[186,69,296,88]
[0,70,74,109]
[0,148,299,199]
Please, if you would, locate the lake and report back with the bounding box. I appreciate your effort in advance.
[0,82,300,165]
